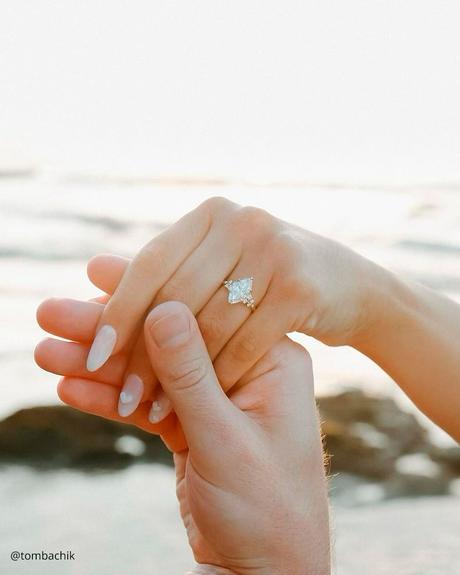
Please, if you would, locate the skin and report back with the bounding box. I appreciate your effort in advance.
[82,196,378,423]
[35,296,187,451]
[44,302,332,574]
[37,197,460,439]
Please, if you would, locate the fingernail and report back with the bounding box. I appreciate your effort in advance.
[148,390,172,423]
[86,325,117,372]
[150,311,190,348]
[118,374,144,417]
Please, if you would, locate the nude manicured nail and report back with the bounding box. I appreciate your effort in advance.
[86,325,117,372]
[118,374,144,417]
[148,391,172,423]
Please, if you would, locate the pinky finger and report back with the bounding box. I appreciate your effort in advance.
[213,290,296,392]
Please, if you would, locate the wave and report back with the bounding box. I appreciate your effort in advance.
[397,239,460,255]
[2,168,460,193]
[3,205,167,233]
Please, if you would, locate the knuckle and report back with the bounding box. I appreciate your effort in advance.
[279,273,307,301]
[290,338,312,363]
[200,196,234,216]
[277,272,319,331]
[103,296,129,321]
[233,206,274,235]
[135,241,167,276]
[259,341,288,368]
[279,338,312,369]
[168,355,209,391]
[197,312,225,344]
[155,276,184,303]
[269,228,301,261]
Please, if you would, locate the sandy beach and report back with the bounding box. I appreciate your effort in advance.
[1,464,459,575]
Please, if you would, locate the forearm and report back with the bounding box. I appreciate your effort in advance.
[355,263,460,440]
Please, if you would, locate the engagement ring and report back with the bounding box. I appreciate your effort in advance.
[223,277,256,311]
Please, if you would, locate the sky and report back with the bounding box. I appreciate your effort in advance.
[1,1,460,184]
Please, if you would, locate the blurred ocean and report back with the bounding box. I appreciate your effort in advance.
[1,176,460,574]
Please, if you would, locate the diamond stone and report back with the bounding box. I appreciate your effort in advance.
[224,277,253,304]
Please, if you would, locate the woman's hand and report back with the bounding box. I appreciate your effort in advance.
[35,197,460,441]
[81,197,376,421]
[142,302,329,575]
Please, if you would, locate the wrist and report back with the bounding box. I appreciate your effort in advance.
[350,260,420,355]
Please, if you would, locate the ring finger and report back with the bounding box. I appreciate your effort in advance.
[196,258,273,361]
[117,229,242,419]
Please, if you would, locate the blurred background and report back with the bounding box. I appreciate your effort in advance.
[1,1,460,573]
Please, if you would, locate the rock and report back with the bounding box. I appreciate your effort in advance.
[0,405,172,470]
[428,445,460,475]
[0,391,457,502]
[317,389,460,498]
[320,418,395,479]
[318,389,428,480]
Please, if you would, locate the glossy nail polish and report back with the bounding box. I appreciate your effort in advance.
[148,390,172,423]
[86,325,117,372]
[118,374,144,417]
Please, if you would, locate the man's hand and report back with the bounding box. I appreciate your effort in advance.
[35,297,331,572]
[142,301,330,575]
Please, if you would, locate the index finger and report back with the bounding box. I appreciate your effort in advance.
[86,200,214,372]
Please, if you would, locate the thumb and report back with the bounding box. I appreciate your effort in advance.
[144,301,239,455]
